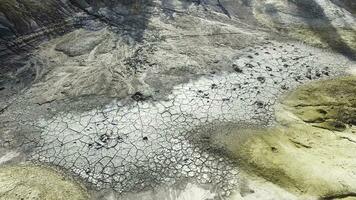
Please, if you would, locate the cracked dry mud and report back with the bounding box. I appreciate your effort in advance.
[31,41,344,192]
[1,0,356,200]
[2,40,354,199]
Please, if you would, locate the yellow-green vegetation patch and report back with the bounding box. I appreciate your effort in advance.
[214,76,356,198]
[284,76,356,131]
[0,164,89,200]
[287,27,356,52]
[284,76,356,106]
[218,123,356,197]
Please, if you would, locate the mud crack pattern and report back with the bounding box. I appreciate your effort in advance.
[27,41,349,195]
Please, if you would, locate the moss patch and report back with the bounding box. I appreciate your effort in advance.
[0,164,89,200]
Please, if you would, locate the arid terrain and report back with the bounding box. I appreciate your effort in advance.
[0,0,355,200]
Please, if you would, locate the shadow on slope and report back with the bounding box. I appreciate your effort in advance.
[288,0,356,60]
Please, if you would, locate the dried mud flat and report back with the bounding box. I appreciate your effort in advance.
[0,0,356,200]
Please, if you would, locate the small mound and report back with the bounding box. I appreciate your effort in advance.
[212,76,356,199]
[0,164,89,200]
